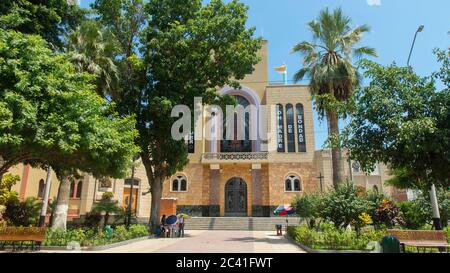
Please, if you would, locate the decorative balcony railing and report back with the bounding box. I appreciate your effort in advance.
[201,152,269,163]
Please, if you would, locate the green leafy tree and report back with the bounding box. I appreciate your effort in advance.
[0,30,140,229]
[292,192,323,228]
[0,0,86,49]
[140,0,261,229]
[91,0,261,229]
[292,7,376,186]
[66,20,120,99]
[319,181,371,229]
[342,56,450,189]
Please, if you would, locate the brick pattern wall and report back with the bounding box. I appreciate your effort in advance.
[267,162,318,206]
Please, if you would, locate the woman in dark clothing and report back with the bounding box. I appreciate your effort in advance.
[160,215,167,237]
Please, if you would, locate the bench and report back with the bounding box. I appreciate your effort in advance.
[0,227,47,251]
[387,229,450,253]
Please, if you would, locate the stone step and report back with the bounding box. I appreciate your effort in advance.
[184,217,303,231]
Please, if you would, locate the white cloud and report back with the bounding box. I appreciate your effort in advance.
[367,0,382,6]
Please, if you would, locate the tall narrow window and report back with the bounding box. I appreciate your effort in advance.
[37,179,45,198]
[276,104,285,152]
[296,104,306,152]
[69,181,75,198]
[76,181,82,198]
[286,104,295,152]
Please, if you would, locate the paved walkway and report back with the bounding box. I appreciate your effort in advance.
[42,230,305,253]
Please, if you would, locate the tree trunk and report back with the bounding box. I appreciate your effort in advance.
[39,167,53,227]
[0,155,4,183]
[429,184,442,230]
[52,176,71,230]
[149,176,163,232]
[328,110,345,186]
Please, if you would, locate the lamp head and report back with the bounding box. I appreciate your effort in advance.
[417,25,424,32]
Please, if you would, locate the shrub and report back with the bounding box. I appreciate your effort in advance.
[128,224,149,238]
[398,201,429,229]
[0,174,20,205]
[43,224,149,246]
[3,196,40,226]
[91,197,122,227]
[373,199,403,228]
[292,192,322,228]
[319,181,371,229]
[83,212,102,228]
[351,212,372,233]
[288,224,387,251]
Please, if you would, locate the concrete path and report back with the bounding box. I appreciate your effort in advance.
[41,230,305,253]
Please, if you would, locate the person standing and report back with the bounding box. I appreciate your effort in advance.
[160,214,166,238]
[178,214,185,237]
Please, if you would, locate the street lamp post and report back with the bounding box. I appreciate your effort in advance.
[407,25,424,68]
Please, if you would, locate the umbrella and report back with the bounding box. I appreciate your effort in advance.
[177,213,192,219]
[166,215,178,225]
[273,205,295,216]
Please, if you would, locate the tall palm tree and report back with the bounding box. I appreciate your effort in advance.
[292,7,377,186]
[66,20,120,99]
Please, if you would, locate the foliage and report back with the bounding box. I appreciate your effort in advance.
[43,224,148,246]
[319,181,372,229]
[0,30,140,179]
[0,173,19,205]
[292,7,376,186]
[91,193,123,227]
[398,201,430,230]
[0,0,86,49]
[3,196,40,226]
[396,188,449,229]
[66,20,120,99]
[372,200,403,228]
[83,212,103,228]
[351,212,372,232]
[101,192,114,201]
[292,7,376,118]
[343,53,450,188]
[288,224,387,251]
[292,192,323,228]
[90,0,263,229]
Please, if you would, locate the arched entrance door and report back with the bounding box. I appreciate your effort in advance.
[225,177,247,216]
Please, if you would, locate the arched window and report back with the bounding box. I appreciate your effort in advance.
[285,175,301,192]
[221,95,251,152]
[37,179,45,198]
[69,180,76,198]
[172,175,188,192]
[76,181,82,198]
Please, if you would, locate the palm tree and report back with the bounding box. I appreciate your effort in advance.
[292,7,377,186]
[66,20,120,99]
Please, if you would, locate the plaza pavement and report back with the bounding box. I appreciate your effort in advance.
[41,230,305,253]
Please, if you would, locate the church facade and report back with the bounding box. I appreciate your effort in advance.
[6,41,402,222]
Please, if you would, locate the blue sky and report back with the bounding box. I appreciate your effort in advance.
[80,0,450,149]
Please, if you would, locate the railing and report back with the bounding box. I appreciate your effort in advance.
[201,152,269,163]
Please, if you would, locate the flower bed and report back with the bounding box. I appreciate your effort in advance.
[287,225,387,251]
[43,224,149,247]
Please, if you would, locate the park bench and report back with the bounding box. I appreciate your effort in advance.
[0,227,47,251]
[387,229,450,253]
